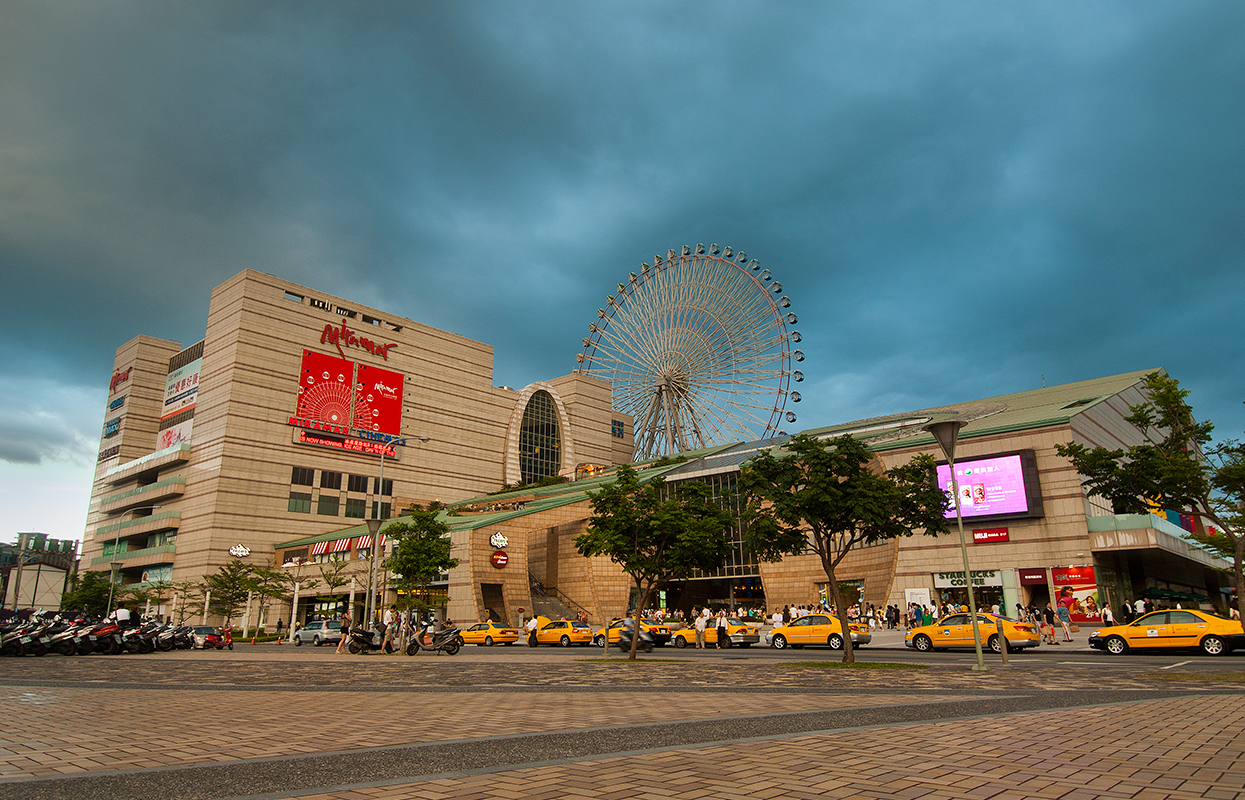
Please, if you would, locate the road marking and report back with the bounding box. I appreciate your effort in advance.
[1159,660,1192,670]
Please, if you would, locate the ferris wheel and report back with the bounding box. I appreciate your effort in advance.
[576,243,804,460]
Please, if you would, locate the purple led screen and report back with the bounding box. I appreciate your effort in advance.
[936,454,1030,519]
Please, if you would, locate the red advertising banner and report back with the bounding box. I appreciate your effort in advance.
[1052,566,1102,623]
[972,528,1009,544]
[354,363,404,435]
[296,350,355,428]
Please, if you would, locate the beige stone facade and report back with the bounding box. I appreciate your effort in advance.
[84,270,632,622]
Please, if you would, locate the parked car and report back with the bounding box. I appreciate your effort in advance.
[671,618,759,648]
[460,621,520,646]
[906,613,1040,653]
[767,614,871,650]
[1089,609,1244,656]
[191,626,219,650]
[533,617,594,646]
[293,620,343,647]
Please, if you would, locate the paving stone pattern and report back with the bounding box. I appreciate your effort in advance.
[294,696,1245,800]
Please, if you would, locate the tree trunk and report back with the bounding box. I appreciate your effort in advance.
[630,579,655,661]
[822,558,855,664]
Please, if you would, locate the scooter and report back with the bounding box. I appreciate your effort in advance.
[615,625,654,654]
[405,621,461,656]
[202,628,234,650]
[346,623,397,655]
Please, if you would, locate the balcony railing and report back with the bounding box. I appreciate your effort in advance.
[95,510,181,539]
[91,542,177,567]
[100,476,187,512]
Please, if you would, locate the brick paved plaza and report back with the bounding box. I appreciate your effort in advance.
[1,646,1243,800]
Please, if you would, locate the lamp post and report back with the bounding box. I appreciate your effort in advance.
[923,420,987,671]
[104,505,161,617]
[362,433,429,627]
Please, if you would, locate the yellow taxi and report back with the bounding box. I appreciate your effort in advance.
[532,616,595,647]
[593,618,672,647]
[767,614,872,650]
[1089,609,1244,656]
[671,617,760,648]
[906,612,1040,653]
[459,621,520,647]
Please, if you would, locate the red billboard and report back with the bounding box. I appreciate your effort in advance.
[296,350,355,428]
[1052,566,1102,623]
[354,363,404,435]
[972,528,1009,544]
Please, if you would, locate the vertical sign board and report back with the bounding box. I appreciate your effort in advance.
[296,350,356,427]
[1051,566,1101,623]
[157,357,202,449]
[354,363,404,435]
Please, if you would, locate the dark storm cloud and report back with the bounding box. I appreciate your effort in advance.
[3,0,1244,475]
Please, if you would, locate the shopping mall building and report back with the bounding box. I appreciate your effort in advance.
[85,271,1229,628]
[270,369,1231,629]
[82,270,632,619]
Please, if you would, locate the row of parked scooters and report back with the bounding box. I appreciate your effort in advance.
[0,613,229,657]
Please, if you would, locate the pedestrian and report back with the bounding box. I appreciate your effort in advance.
[381,605,397,654]
[526,615,540,647]
[1041,604,1058,644]
[335,610,352,654]
[276,618,283,635]
[1056,602,1073,641]
[1101,604,1115,625]
[694,610,708,649]
[715,609,729,650]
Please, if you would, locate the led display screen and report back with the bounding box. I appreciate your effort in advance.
[354,363,404,435]
[935,450,1043,521]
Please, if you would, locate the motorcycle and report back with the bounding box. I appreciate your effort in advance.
[615,624,654,654]
[405,621,461,656]
[346,623,397,655]
[202,628,234,650]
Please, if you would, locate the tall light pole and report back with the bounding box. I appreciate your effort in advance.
[105,505,162,617]
[363,433,429,627]
[923,420,987,671]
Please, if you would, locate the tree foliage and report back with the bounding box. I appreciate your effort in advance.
[739,433,949,662]
[385,503,458,614]
[203,560,254,628]
[60,570,114,617]
[1054,372,1245,621]
[575,465,734,660]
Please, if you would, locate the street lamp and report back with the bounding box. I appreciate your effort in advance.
[104,505,161,617]
[923,419,987,672]
[363,434,430,627]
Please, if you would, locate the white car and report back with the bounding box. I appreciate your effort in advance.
[293,620,343,646]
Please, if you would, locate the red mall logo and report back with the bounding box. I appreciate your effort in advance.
[110,367,133,393]
[491,550,509,569]
[321,320,396,362]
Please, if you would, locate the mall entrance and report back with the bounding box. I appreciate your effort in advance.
[656,576,766,617]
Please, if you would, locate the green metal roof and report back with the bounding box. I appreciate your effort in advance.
[275,520,402,550]
[800,368,1158,452]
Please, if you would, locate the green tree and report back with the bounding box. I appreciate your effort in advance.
[385,503,458,615]
[60,570,114,617]
[317,557,353,610]
[121,580,172,614]
[1054,372,1245,621]
[203,561,254,629]
[739,434,949,663]
[169,579,205,625]
[575,465,734,660]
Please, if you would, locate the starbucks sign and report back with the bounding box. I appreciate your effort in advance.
[933,569,1001,588]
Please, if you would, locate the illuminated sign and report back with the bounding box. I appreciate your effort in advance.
[354,363,404,434]
[321,319,396,361]
[103,417,122,438]
[1019,568,1048,585]
[229,544,251,558]
[490,550,509,569]
[297,429,396,457]
[933,570,1002,588]
[109,396,126,411]
[972,528,1009,544]
[489,532,509,549]
[110,367,133,393]
[934,450,1043,521]
[289,415,352,436]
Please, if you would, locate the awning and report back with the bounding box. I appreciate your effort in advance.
[311,541,330,555]
[353,534,386,550]
[329,538,353,553]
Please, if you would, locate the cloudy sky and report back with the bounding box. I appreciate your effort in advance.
[2,1,1243,541]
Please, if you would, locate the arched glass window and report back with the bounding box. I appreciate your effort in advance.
[519,390,561,484]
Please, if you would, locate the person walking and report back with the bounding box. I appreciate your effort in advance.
[1042,604,1058,645]
[715,609,729,649]
[1101,604,1115,626]
[1056,602,1074,641]
[525,615,540,647]
[694,610,708,649]
[335,610,352,654]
